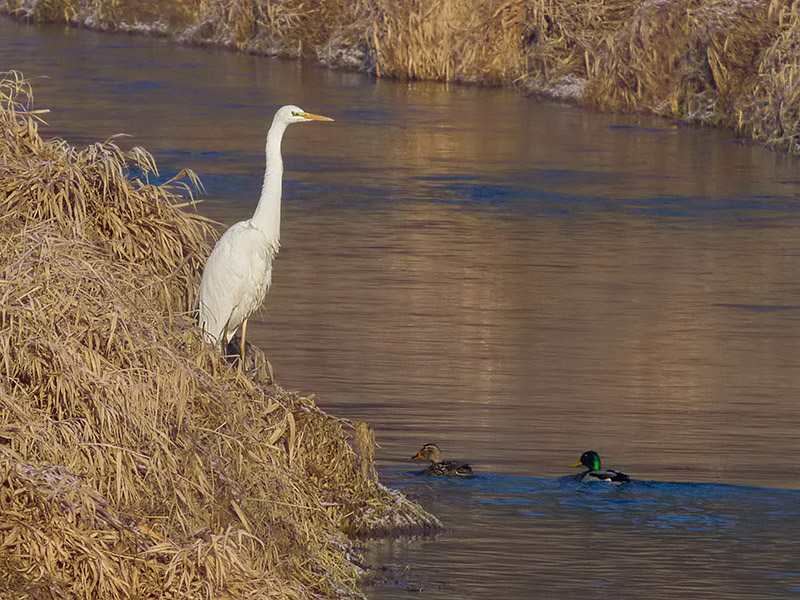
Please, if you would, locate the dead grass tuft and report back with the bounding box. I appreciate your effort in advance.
[584,0,775,122]
[0,71,439,600]
[736,1,800,153]
[0,71,210,314]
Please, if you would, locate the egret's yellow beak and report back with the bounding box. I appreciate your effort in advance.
[570,461,583,467]
[301,112,334,122]
[410,452,424,461]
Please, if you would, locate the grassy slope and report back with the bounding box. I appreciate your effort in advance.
[0,72,438,600]
[1,0,799,154]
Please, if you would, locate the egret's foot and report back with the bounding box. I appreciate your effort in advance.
[224,335,273,384]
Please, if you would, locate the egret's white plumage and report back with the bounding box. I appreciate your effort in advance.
[197,105,333,355]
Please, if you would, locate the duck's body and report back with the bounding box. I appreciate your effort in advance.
[423,460,475,477]
[574,468,631,483]
[411,443,473,477]
[571,451,630,483]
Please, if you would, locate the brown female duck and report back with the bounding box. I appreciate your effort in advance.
[411,443,474,477]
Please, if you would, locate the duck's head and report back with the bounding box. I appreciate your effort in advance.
[411,443,442,464]
[571,450,601,471]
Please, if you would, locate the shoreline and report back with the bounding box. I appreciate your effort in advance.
[1,0,799,155]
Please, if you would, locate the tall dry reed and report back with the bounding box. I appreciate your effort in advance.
[584,0,775,120]
[737,1,800,152]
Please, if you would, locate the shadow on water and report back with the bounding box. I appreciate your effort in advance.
[364,468,800,599]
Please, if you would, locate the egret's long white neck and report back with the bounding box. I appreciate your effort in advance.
[250,117,289,242]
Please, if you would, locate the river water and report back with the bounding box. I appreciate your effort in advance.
[3,15,800,598]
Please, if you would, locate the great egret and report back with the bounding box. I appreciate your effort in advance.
[197,105,333,362]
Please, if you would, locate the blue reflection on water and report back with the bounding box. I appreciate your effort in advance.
[389,467,800,528]
[364,467,800,599]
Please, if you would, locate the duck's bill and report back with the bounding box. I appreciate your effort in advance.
[302,112,334,122]
[410,453,423,461]
[570,461,582,467]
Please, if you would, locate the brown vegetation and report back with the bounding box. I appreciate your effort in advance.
[0,71,438,600]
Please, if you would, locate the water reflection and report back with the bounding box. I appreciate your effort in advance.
[4,15,800,598]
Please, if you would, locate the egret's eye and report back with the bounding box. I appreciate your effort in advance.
[291,111,301,117]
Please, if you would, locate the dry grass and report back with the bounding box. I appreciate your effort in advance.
[584,0,775,121]
[0,71,439,600]
[366,1,491,82]
[0,74,208,315]
[737,1,800,153]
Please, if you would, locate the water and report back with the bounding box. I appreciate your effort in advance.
[366,469,800,598]
[4,15,800,598]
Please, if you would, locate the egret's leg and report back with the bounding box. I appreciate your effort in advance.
[239,318,248,369]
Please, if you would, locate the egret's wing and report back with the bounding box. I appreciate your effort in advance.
[197,222,276,343]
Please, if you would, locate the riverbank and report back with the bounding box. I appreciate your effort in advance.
[1,0,799,155]
[0,71,439,599]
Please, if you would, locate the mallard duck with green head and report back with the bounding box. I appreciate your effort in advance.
[571,450,630,483]
[411,443,474,477]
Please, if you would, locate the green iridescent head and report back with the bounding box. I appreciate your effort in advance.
[571,450,601,471]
